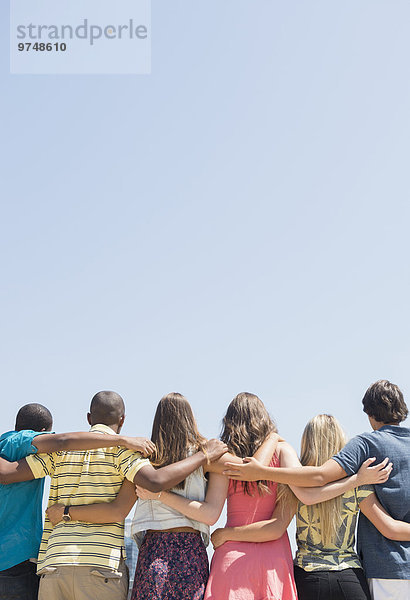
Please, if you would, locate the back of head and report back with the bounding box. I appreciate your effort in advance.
[300,414,346,547]
[221,392,276,457]
[362,380,408,424]
[221,392,276,495]
[300,414,346,467]
[151,392,206,489]
[15,403,53,432]
[89,391,125,427]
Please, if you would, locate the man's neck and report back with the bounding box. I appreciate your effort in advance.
[372,421,399,431]
[90,423,120,434]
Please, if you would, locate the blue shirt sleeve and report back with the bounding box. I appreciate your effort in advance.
[332,434,371,476]
[0,430,51,462]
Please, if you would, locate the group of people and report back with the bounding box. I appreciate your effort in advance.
[0,380,409,600]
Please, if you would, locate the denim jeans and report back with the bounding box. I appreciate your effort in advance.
[0,560,39,600]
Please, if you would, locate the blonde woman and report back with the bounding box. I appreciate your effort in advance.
[219,415,410,600]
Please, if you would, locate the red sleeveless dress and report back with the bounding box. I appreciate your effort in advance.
[204,454,297,600]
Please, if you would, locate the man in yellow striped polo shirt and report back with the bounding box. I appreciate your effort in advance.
[5,390,227,600]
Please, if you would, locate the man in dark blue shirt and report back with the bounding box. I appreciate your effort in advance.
[332,380,410,599]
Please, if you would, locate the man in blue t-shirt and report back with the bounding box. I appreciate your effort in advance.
[332,380,410,599]
[0,401,156,600]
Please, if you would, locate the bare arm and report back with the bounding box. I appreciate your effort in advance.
[223,454,347,487]
[207,432,280,474]
[32,433,155,456]
[133,439,228,493]
[46,440,229,525]
[210,447,391,549]
[211,501,295,548]
[0,433,155,485]
[359,494,410,541]
[253,432,280,465]
[136,471,229,526]
[134,433,280,522]
[47,479,137,525]
[0,456,34,484]
[210,442,297,548]
[278,444,392,504]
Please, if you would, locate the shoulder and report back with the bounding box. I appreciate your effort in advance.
[348,431,374,442]
[1,429,35,443]
[333,433,374,475]
[341,432,373,451]
[374,425,410,439]
[25,451,56,478]
[278,441,300,466]
[0,430,39,460]
[356,431,377,441]
[278,441,296,455]
[344,430,391,453]
[115,447,145,460]
[116,447,150,470]
[116,448,150,479]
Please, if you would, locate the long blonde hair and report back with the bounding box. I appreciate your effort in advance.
[300,414,347,546]
[277,414,347,545]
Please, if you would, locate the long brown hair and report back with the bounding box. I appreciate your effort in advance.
[150,392,207,489]
[221,392,276,495]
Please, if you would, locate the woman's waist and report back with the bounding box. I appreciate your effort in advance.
[132,510,208,529]
[132,515,210,548]
[294,549,362,571]
[295,542,359,566]
[146,527,200,535]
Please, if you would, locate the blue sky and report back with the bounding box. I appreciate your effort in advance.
[1,0,410,469]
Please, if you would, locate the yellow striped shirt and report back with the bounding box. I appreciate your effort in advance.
[25,424,149,572]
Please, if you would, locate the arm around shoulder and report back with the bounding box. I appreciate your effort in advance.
[223,446,346,487]
[32,432,156,456]
[207,432,279,474]
[133,439,228,492]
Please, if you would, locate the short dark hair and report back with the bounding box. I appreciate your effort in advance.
[15,403,53,432]
[89,391,125,426]
[362,380,408,424]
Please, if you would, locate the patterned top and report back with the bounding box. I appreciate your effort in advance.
[26,424,149,573]
[294,485,374,571]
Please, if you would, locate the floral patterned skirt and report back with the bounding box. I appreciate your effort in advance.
[131,532,209,600]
